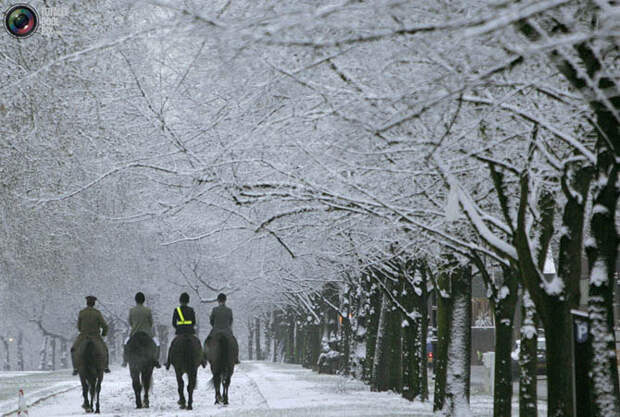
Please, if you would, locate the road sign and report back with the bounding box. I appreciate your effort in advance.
[571,309,591,417]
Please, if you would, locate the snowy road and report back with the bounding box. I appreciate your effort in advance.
[2,362,544,417]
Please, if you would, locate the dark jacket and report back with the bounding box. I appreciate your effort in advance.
[172,305,196,335]
[209,304,233,333]
[78,306,108,337]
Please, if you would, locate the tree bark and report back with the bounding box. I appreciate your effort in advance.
[39,336,48,371]
[586,141,620,416]
[492,267,518,417]
[49,337,56,370]
[255,318,262,360]
[17,332,24,371]
[371,292,390,391]
[0,336,9,371]
[434,265,472,416]
[434,269,452,412]
[247,319,254,360]
[519,289,538,417]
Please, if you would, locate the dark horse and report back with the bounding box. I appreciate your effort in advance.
[78,338,104,413]
[126,332,156,409]
[169,334,203,410]
[204,332,237,405]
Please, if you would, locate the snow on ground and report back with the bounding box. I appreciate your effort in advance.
[0,362,547,417]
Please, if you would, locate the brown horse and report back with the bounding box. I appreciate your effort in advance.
[205,331,237,405]
[169,334,203,410]
[77,338,104,413]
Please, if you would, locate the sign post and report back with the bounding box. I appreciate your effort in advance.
[571,309,591,417]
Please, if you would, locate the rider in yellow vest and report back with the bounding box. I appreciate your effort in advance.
[165,292,203,369]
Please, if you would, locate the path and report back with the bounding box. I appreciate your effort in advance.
[2,362,547,416]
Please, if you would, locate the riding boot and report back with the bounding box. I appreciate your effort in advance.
[165,343,173,370]
[121,344,127,367]
[104,344,111,373]
[70,347,78,375]
[154,344,161,368]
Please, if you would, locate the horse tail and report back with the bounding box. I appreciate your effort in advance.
[84,339,96,366]
[219,334,230,374]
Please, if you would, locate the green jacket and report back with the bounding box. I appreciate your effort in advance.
[128,304,154,338]
[77,306,108,337]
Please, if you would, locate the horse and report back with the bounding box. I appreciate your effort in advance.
[204,331,237,405]
[125,332,157,409]
[169,334,203,410]
[77,338,104,413]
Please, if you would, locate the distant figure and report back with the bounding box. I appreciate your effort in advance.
[71,296,110,375]
[165,292,203,369]
[17,389,28,416]
[122,292,161,369]
[206,293,240,364]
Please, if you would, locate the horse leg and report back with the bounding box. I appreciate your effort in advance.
[142,369,151,408]
[131,369,142,409]
[88,377,96,413]
[95,375,101,414]
[214,374,222,404]
[176,371,186,409]
[223,371,230,405]
[186,368,197,410]
[80,377,90,410]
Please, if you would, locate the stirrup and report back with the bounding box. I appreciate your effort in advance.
[104,368,111,373]
[72,369,78,376]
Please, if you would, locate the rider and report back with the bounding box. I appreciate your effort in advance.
[206,293,240,364]
[165,292,201,370]
[71,295,110,375]
[122,292,161,368]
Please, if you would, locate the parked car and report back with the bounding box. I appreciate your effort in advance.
[511,337,546,379]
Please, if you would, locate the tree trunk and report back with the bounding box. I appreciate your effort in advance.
[0,337,9,371]
[402,264,428,402]
[264,314,272,361]
[254,318,262,360]
[247,319,254,360]
[342,316,352,375]
[49,337,56,370]
[371,292,390,391]
[434,270,452,412]
[586,140,620,416]
[435,265,472,416]
[157,325,168,365]
[107,320,116,363]
[519,289,538,417]
[60,339,68,369]
[17,332,24,371]
[39,336,48,371]
[492,267,518,417]
[386,301,403,392]
[364,277,381,381]
[286,315,295,363]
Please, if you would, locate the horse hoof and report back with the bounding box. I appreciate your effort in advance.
[187,405,193,410]
[179,404,186,409]
[136,404,142,409]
